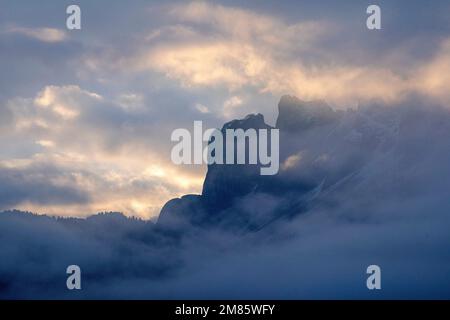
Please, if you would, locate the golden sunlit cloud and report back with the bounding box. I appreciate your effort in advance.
[5,26,67,43]
[111,2,450,107]
[4,85,206,218]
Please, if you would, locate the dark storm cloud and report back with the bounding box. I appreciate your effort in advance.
[0,164,90,210]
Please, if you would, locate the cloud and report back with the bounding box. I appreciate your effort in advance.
[33,85,102,120]
[168,2,327,49]
[194,103,210,114]
[124,2,330,94]
[0,0,450,221]
[6,27,67,43]
[222,96,243,118]
[99,1,450,107]
[3,85,205,218]
[2,101,450,299]
[281,152,303,171]
[415,38,450,104]
[0,0,450,300]
[0,163,91,210]
[116,93,145,112]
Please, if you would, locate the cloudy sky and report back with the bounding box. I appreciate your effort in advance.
[0,0,449,218]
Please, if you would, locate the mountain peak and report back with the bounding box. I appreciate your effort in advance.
[223,113,268,130]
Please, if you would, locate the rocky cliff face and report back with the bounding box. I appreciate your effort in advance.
[201,113,273,212]
[158,95,450,231]
[158,113,274,229]
[158,95,341,230]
